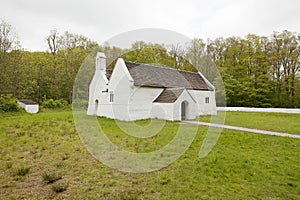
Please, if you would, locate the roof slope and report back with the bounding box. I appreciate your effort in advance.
[125,61,213,90]
[18,99,38,105]
[153,88,184,103]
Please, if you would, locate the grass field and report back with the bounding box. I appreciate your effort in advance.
[199,111,300,135]
[0,110,300,199]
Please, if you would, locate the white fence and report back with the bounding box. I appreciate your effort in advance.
[217,107,300,114]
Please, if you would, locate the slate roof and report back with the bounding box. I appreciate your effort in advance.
[124,61,213,90]
[153,88,184,103]
[18,99,38,105]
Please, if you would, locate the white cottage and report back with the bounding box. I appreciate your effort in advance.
[18,99,39,114]
[87,52,217,121]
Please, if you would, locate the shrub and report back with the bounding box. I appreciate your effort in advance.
[42,99,68,109]
[0,94,20,112]
[159,175,171,185]
[72,99,88,109]
[5,162,13,169]
[14,166,30,176]
[42,172,61,184]
[51,183,68,193]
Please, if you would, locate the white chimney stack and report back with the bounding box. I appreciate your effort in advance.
[96,52,106,71]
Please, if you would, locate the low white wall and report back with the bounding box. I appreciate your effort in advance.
[217,107,300,114]
[18,102,39,114]
[25,105,39,114]
[18,102,26,109]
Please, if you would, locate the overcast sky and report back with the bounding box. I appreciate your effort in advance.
[1,0,299,51]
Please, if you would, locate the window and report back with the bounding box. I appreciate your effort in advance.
[109,91,114,102]
[205,97,210,104]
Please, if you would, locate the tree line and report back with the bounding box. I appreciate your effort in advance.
[0,20,299,108]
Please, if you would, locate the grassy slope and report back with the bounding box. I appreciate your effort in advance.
[199,111,300,135]
[0,111,299,199]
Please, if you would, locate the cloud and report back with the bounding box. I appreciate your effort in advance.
[0,0,299,51]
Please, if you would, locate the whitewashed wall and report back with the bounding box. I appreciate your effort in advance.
[87,53,109,116]
[88,58,135,121]
[151,103,174,120]
[18,102,39,114]
[151,90,197,121]
[25,105,39,113]
[18,101,26,109]
[103,59,134,121]
[173,90,197,120]
[88,53,217,121]
[87,71,108,115]
[129,87,163,120]
[189,90,217,115]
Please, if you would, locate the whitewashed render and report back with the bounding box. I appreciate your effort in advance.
[87,52,217,121]
[18,100,39,114]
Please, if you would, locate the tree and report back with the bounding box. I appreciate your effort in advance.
[57,31,98,50]
[0,20,21,97]
[186,38,217,80]
[267,31,300,107]
[167,43,186,69]
[123,42,171,66]
[0,25,299,108]
[53,31,98,103]
[0,19,18,54]
[46,29,59,55]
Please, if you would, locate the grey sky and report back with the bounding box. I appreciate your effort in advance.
[1,0,299,51]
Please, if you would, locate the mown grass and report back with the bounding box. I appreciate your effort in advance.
[0,110,299,199]
[199,111,300,135]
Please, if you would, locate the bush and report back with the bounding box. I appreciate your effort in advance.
[72,99,88,109]
[42,172,61,183]
[51,183,68,193]
[42,99,68,109]
[13,166,30,176]
[0,94,20,112]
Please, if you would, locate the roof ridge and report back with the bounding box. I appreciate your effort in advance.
[165,87,185,90]
[124,61,200,74]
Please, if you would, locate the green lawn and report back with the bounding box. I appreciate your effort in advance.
[0,110,300,199]
[199,111,300,135]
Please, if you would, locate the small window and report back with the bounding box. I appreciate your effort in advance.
[109,91,114,102]
[205,97,210,104]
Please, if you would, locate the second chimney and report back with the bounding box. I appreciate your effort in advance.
[96,52,106,72]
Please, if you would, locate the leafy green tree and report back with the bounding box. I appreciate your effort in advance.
[1,24,299,108]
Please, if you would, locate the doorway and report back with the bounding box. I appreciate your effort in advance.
[94,99,99,115]
[181,101,188,120]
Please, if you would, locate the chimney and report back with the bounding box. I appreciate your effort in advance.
[96,52,106,72]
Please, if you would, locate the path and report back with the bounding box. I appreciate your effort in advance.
[184,121,300,139]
